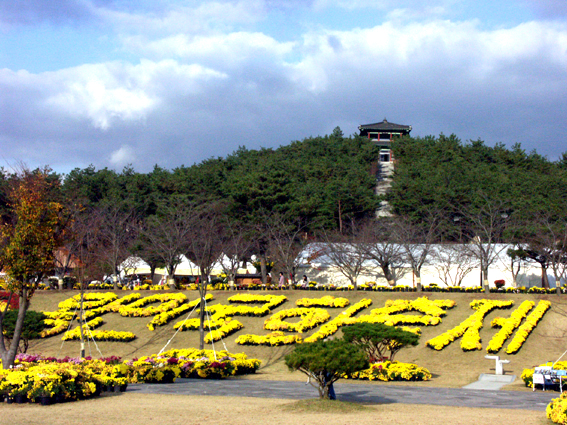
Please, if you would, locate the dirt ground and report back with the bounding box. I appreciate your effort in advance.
[0,393,549,425]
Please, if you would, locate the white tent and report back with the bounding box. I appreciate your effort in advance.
[156,255,201,277]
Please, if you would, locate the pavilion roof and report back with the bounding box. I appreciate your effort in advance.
[358,118,411,132]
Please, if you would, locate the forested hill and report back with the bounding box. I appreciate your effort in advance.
[58,131,380,231]
[2,131,566,235]
[388,134,567,236]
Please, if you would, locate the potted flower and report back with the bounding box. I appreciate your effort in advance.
[494,279,505,290]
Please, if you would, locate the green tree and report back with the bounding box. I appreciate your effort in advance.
[2,310,46,353]
[285,339,368,399]
[0,168,64,369]
[342,322,419,362]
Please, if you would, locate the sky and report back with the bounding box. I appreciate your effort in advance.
[1,0,566,174]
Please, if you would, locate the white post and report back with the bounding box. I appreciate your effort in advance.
[485,355,510,375]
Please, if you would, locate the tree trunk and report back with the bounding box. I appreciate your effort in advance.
[541,264,550,289]
[350,277,358,291]
[383,264,395,286]
[415,274,422,292]
[1,290,29,369]
[79,290,85,358]
[260,258,267,285]
[198,274,207,350]
[482,267,490,293]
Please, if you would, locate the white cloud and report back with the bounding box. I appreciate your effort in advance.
[109,144,136,168]
[42,60,226,130]
[96,0,266,36]
[312,0,453,14]
[124,31,295,68]
[290,20,567,93]
[1,15,567,173]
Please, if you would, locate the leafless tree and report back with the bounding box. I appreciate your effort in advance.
[183,202,226,349]
[460,196,510,292]
[53,202,86,282]
[265,213,310,286]
[140,199,193,286]
[323,226,368,290]
[394,212,441,291]
[219,219,254,288]
[92,204,139,289]
[544,218,567,289]
[360,219,403,286]
[516,213,567,290]
[432,244,477,287]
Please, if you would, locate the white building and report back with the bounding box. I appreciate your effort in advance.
[296,242,562,289]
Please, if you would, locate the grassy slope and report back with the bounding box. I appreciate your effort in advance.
[26,290,567,389]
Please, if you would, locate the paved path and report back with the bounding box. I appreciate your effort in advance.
[128,378,557,411]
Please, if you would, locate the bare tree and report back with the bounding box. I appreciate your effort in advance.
[53,202,87,284]
[360,219,403,286]
[544,218,567,289]
[460,196,510,292]
[323,227,368,290]
[516,214,567,290]
[394,212,441,291]
[266,214,310,286]
[184,202,226,349]
[93,204,139,289]
[219,219,254,289]
[432,244,477,287]
[141,198,193,287]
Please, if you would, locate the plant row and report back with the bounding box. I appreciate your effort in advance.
[0,349,261,405]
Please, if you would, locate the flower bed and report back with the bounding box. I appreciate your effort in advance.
[128,348,261,381]
[296,296,350,308]
[263,307,330,333]
[547,392,567,423]
[236,331,302,346]
[0,291,19,310]
[147,294,213,330]
[345,361,431,381]
[227,294,287,313]
[0,349,261,405]
[486,300,535,353]
[304,298,373,343]
[118,293,188,317]
[505,300,551,354]
[62,317,105,340]
[425,299,514,351]
[356,297,453,327]
[34,292,552,353]
[0,356,128,404]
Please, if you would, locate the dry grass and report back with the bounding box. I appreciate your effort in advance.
[27,290,567,390]
[0,393,549,425]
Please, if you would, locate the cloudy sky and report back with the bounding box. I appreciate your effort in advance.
[1,0,566,173]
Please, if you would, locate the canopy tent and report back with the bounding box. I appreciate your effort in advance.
[155,255,200,277]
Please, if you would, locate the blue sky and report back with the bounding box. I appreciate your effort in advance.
[1,0,566,173]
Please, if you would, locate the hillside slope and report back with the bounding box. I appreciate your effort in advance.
[26,290,567,389]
